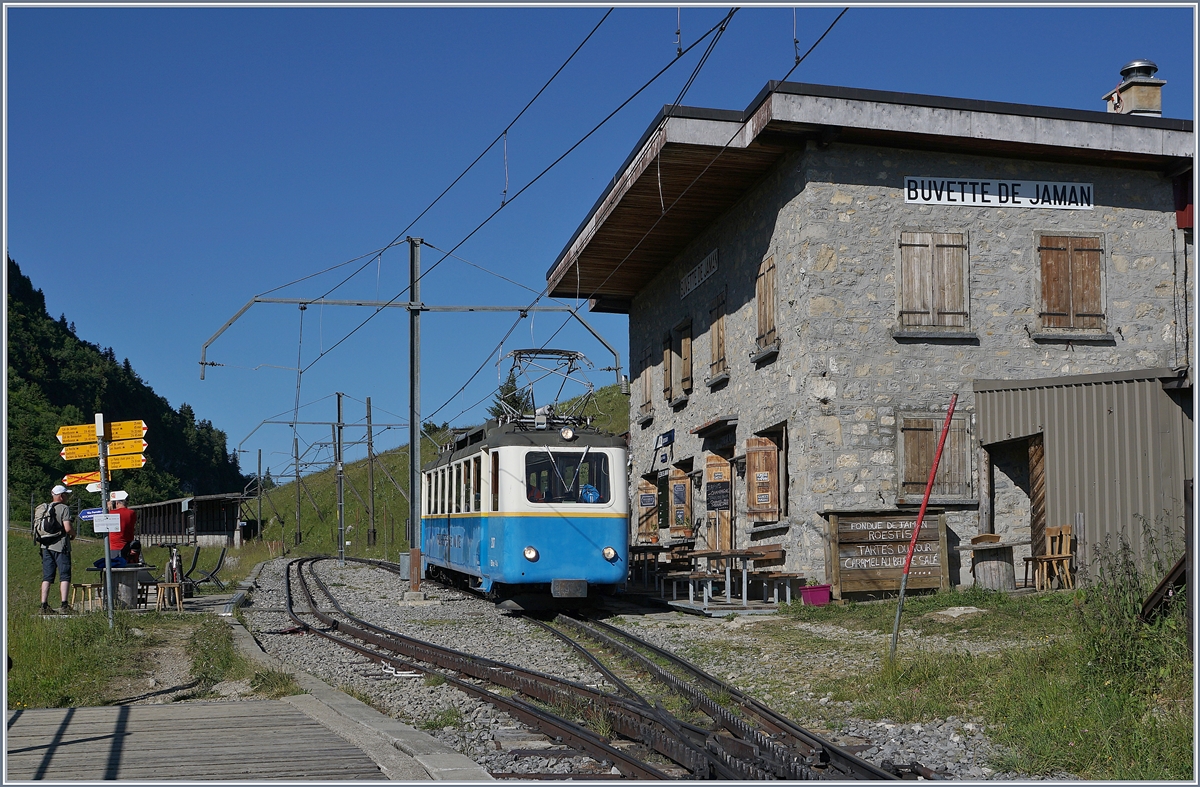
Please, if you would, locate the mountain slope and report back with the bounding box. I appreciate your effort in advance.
[7,256,246,524]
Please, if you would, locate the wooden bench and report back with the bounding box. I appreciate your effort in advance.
[749,571,805,603]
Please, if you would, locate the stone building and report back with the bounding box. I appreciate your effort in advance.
[547,67,1193,594]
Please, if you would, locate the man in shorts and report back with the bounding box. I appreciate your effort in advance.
[38,485,76,614]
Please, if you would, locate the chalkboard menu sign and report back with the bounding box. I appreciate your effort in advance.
[827,512,948,598]
[706,481,731,511]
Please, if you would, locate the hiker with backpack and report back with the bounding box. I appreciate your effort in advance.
[35,485,75,615]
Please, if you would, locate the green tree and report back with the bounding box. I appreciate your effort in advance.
[487,369,532,419]
[6,255,247,524]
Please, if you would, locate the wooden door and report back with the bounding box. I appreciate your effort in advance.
[668,467,692,538]
[705,455,732,551]
[745,437,780,523]
[636,478,658,543]
[1029,434,1046,554]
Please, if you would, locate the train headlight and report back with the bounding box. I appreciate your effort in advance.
[602,546,618,561]
[523,546,539,562]
[560,426,575,441]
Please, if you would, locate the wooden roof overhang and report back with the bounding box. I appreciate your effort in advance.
[547,82,1193,315]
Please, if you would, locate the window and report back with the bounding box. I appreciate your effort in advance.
[454,463,462,513]
[896,413,972,503]
[491,451,500,511]
[525,450,611,504]
[473,456,482,512]
[898,232,968,330]
[638,347,653,418]
[709,290,727,380]
[1038,235,1104,331]
[755,256,777,351]
[662,322,693,404]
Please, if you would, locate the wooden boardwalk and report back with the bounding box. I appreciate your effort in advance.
[6,700,385,781]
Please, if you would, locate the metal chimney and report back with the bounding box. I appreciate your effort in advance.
[1103,59,1166,117]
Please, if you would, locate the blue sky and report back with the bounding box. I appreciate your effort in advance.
[6,5,1195,481]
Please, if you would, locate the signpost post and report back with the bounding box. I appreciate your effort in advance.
[96,414,115,629]
[56,416,148,629]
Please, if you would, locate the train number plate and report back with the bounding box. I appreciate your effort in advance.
[551,579,588,598]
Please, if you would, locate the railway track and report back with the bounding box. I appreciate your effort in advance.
[281,556,909,780]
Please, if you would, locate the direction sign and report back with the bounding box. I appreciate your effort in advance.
[86,482,103,493]
[63,472,101,486]
[110,420,148,440]
[61,443,99,461]
[92,513,122,533]
[78,508,104,521]
[56,424,96,445]
[107,454,147,470]
[109,439,149,456]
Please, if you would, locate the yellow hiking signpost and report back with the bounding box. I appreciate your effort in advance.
[55,420,147,445]
[55,415,150,629]
[62,472,101,486]
[107,454,147,470]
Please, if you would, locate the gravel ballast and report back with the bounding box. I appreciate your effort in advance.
[241,559,1071,779]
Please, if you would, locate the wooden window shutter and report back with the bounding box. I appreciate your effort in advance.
[745,436,780,523]
[668,467,692,536]
[756,256,777,347]
[1069,237,1104,330]
[637,477,659,541]
[709,291,726,376]
[932,232,967,327]
[901,416,970,498]
[639,348,653,415]
[900,417,935,497]
[1039,236,1072,328]
[661,333,673,400]
[679,322,693,393]
[899,232,933,326]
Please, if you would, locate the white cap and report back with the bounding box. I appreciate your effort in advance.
[51,484,70,496]
[110,490,129,502]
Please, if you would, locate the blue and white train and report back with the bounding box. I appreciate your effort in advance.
[420,418,629,599]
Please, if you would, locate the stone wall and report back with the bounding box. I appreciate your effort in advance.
[628,140,1193,585]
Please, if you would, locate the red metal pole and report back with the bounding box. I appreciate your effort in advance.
[890,393,958,660]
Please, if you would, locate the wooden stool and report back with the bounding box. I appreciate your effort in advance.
[156,583,184,612]
[70,583,102,612]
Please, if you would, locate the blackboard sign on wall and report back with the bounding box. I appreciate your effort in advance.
[706,481,731,511]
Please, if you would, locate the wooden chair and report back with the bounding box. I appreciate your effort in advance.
[1024,525,1074,590]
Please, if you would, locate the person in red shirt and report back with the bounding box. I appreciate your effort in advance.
[107,491,137,566]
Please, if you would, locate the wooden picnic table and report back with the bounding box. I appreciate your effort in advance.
[688,548,770,605]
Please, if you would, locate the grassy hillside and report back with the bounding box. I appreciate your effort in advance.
[259,384,629,558]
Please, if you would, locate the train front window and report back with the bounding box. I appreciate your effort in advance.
[525,450,610,504]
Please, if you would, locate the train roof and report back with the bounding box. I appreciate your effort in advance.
[423,420,626,471]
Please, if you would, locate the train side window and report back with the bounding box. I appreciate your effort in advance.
[491,452,500,511]
[465,460,472,513]
[473,456,482,512]
[454,464,462,514]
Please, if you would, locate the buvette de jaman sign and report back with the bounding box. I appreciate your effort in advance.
[904,177,1094,210]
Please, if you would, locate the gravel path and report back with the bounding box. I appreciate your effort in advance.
[241,559,1072,779]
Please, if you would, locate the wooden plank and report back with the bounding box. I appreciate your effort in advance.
[900,231,932,326]
[1040,235,1072,328]
[1070,236,1104,329]
[932,232,966,327]
[679,322,693,392]
[5,702,385,781]
[745,437,779,523]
